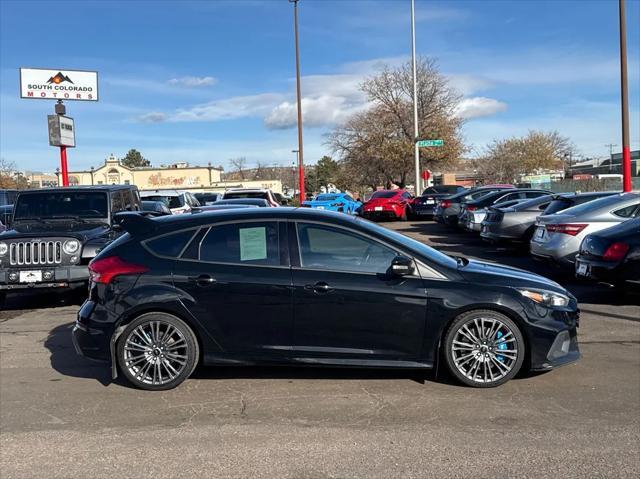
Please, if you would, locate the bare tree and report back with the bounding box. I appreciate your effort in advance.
[474,130,574,183]
[328,58,465,188]
[228,157,247,180]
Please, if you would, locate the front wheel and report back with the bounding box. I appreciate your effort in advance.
[443,310,525,388]
[117,312,199,391]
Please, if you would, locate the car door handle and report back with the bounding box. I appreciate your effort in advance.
[188,275,217,286]
[304,282,333,293]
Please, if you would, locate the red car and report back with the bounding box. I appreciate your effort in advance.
[361,189,413,221]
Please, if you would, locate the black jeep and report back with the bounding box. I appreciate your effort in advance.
[0,185,141,305]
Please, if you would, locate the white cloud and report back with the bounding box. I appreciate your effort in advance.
[168,76,217,87]
[264,95,367,129]
[137,111,169,123]
[455,97,508,119]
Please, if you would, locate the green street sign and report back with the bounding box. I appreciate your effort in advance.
[416,139,444,147]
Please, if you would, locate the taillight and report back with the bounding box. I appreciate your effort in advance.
[466,206,477,212]
[546,224,588,236]
[88,256,149,284]
[603,242,629,261]
[440,200,452,209]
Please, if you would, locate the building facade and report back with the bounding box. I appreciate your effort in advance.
[61,154,282,193]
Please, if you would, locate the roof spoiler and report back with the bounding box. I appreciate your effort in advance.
[113,212,158,236]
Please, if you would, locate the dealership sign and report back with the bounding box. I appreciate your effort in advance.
[48,115,76,147]
[20,68,98,101]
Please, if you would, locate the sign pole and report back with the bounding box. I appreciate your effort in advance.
[410,0,421,195]
[60,146,69,186]
[54,100,70,186]
[618,0,631,192]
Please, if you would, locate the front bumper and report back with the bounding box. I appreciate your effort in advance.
[0,264,89,291]
[522,298,581,371]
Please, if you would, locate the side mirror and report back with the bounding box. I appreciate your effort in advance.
[388,255,414,276]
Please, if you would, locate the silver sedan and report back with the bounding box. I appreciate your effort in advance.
[530,193,640,268]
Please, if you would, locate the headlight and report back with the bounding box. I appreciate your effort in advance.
[63,240,80,255]
[517,288,570,308]
[0,242,7,256]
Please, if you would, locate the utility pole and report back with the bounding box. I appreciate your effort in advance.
[618,0,631,192]
[410,0,420,195]
[605,143,618,173]
[290,0,305,202]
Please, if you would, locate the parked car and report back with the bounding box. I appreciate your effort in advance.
[542,191,619,216]
[0,185,141,305]
[531,193,640,268]
[459,189,552,233]
[141,200,172,216]
[361,189,413,221]
[302,192,361,214]
[194,192,221,206]
[140,189,200,214]
[434,185,515,226]
[575,217,640,288]
[73,208,579,390]
[222,188,279,207]
[410,185,467,220]
[193,198,269,211]
[273,192,289,205]
[480,192,618,245]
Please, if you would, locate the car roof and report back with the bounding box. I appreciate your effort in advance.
[224,188,270,193]
[140,189,181,195]
[16,185,136,193]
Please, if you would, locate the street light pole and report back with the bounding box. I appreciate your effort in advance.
[618,0,632,192]
[410,0,420,195]
[290,0,305,203]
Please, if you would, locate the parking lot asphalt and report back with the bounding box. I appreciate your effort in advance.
[1,220,639,478]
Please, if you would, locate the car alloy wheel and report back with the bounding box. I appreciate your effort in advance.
[444,310,524,388]
[117,312,199,390]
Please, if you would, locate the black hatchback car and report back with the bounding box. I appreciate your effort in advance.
[73,209,580,390]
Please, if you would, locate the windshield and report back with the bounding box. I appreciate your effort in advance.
[142,194,183,209]
[14,191,108,220]
[422,186,460,195]
[371,191,397,199]
[223,192,268,200]
[316,194,339,201]
[357,218,458,269]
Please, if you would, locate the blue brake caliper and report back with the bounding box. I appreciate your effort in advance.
[496,330,507,362]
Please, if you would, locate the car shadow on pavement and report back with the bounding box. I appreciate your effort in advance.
[2,288,86,311]
[44,321,122,387]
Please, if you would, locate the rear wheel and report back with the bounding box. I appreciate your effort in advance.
[444,310,525,388]
[0,292,6,309]
[117,312,199,391]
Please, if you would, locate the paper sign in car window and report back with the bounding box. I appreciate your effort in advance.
[239,227,267,261]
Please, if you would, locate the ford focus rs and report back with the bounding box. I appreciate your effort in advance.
[73,208,580,390]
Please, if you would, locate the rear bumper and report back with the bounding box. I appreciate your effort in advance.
[72,300,112,362]
[0,265,89,291]
[362,210,401,220]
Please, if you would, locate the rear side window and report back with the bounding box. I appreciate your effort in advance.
[145,230,197,258]
[613,204,639,218]
[200,222,280,266]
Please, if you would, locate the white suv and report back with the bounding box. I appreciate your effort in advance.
[140,189,201,214]
[221,188,280,207]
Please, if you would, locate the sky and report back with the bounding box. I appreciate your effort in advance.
[0,0,638,173]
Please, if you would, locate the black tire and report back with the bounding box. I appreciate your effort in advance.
[443,310,525,388]
[117,312,199,391]
[0,292,6,310]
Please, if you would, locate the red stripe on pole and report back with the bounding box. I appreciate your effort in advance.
[622,146,632,192]
[60,146,69,187]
